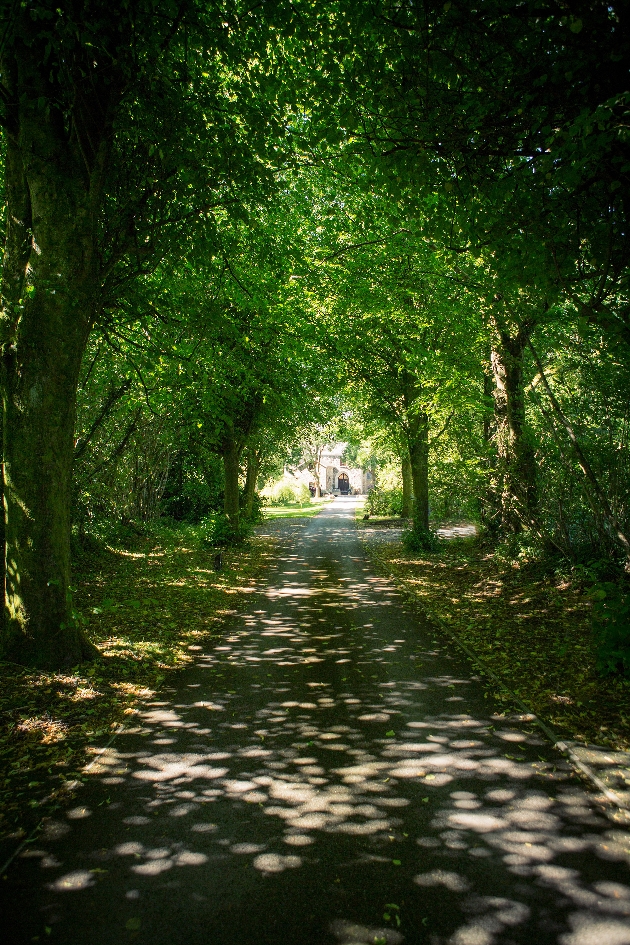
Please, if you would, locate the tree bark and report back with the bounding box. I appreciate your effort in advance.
[309,447,323,497]
[0,8,128,665]
[222,435,242,533]
[1,193,98,664]
[0,71,102,664]
[0,138,33,644]
[480,367,500,528]
[401,451,413,518]
[3,334,96,667]
[401,370,430,530]
[408,412,430,531]
[490,322,537,532]
[243,448,261,519]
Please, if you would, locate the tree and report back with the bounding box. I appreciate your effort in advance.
[295,160,483,530]
[0,0,297,665]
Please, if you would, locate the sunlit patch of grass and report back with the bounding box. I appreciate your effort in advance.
[0,530,270,844]
[263,499,331,519]
[363,535,630,752]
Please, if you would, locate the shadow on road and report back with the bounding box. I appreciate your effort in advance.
[4,499,630,945]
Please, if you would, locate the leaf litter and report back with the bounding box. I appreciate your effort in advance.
[0,532,269,845]
[362,528,630,751]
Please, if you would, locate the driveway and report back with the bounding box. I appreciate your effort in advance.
[3,497,630,944]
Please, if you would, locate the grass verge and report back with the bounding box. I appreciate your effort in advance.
[0,526,269,847]
[262,498,331,519]
[360,524,630,752]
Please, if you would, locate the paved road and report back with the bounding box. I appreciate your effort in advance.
[3,498,630,944]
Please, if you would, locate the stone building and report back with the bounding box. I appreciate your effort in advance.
[318,444,373,495]
[276,443,374,497]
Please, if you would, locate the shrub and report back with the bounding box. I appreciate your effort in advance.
[242,492,265,524]
[296,483,312,506]
[592,582,630,677]
[161,453,224,523]
[402,518,439,554]
[366,487,404,517]
[192,513,251,547]
[274,484,298,506]
[493,530,544,568]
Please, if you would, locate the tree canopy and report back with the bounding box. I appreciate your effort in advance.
[0,0,628,667]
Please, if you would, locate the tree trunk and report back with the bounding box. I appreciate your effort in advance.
[401,370,430,530]
[490,325,537,532]
[0,139,33,644]
[408,412,430,531]
[401,452,413,518]
[310,460,322,497]
[3,330,95,667]
[480,367,500,528]
[243,448,261,519]
[0,150,99,666]
[222,435,242,533]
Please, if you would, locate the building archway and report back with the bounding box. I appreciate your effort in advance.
[338,472,349,494]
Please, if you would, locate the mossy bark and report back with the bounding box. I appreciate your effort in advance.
[408,413,430,531]
[243,448,261,519]
[0,140,33,643]
[490,324,537,533]
[222,435,242,533]
[480,367,500,528]
[0,29,105,666]
[401,452,413,518]
[401,371,430,531]
[3,299,95,667]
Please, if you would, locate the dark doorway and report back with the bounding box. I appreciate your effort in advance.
[338,472,349,494]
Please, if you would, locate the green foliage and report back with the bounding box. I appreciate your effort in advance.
[526,324,630,562]
[162,453,224,524]
[206,514,251,548]
[493,531,546,569]
[430,453,484,523]
[3,0,630,667]
[367,488,403,517]
[592,583,630,677]
[402,519,440,555]
[296,483,312,506]
[242,492,265,525]
[175,513,253,548]
[274,484,298,506]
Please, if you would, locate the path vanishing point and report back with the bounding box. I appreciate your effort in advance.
[3,497,630,944]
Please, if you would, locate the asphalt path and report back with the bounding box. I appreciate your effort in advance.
[3,497,630,944]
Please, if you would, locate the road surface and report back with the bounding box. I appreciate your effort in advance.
[3,497,630,944]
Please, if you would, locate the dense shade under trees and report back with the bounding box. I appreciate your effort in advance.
[0,0,628,672]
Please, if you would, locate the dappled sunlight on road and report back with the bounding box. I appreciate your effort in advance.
[5,499,630,945]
